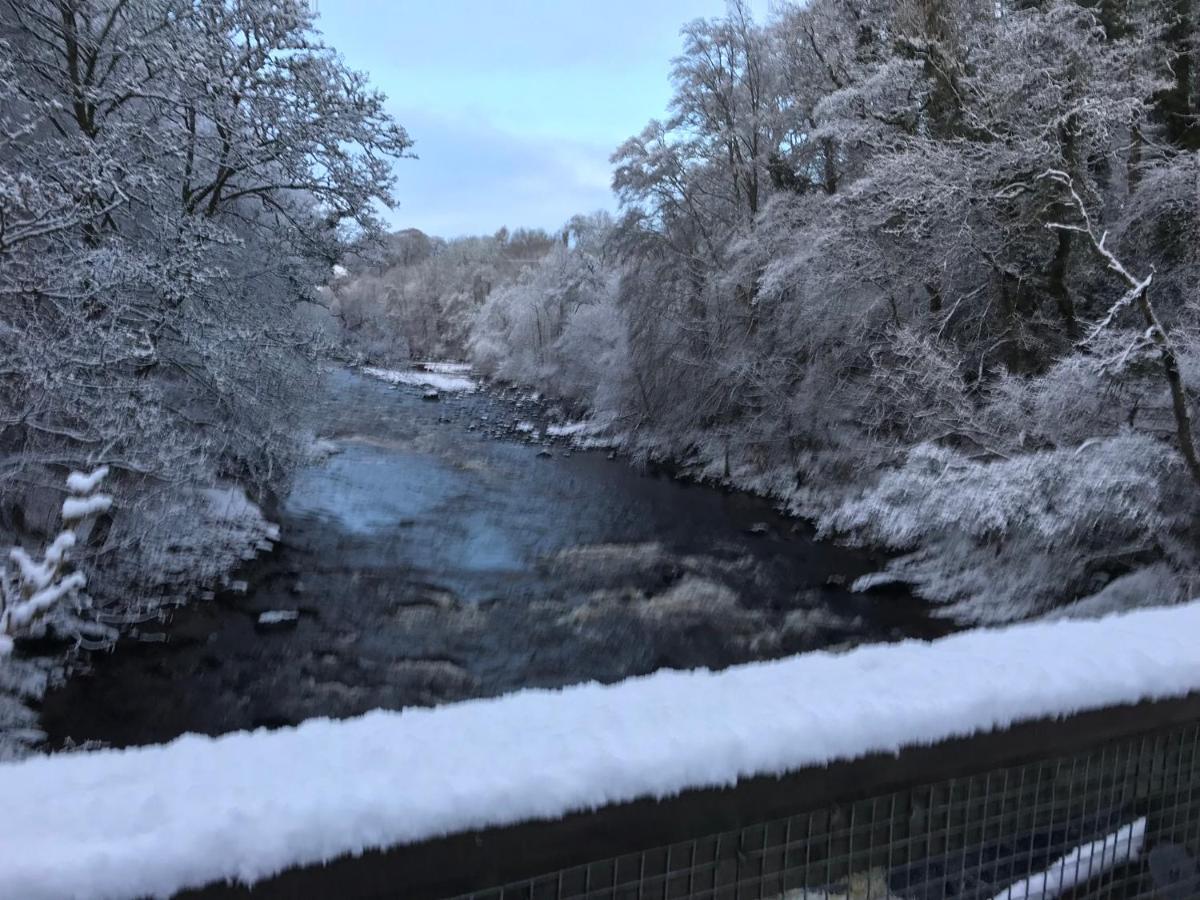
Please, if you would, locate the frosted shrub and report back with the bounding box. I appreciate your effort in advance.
[985,353,1134,451]
[92,485,279,619]
[820,435,1177,623]
[855,328,981,449]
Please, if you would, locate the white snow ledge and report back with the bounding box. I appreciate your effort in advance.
[6,603,1200,900]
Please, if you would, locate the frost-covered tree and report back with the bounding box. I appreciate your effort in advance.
[470,214,626,406]
[2,0,411,485]
[0,0,409,749]
[330,227,556,362]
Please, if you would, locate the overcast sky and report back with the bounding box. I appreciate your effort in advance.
[316,1,771,238]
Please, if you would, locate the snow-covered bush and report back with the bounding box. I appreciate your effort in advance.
[821,435,1183,622]
[89,485,279,620]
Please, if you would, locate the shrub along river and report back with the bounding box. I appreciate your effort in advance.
[41,366,947,749]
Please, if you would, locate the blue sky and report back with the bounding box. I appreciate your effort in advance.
[316,1,771,238]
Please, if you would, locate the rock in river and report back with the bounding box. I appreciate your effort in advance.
[256,610,300,632]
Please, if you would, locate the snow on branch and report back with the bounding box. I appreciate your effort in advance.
[4,574,87,634]
[0,467,111,654]
[1034,169,1200,488]
[1037,170,1143,294]
[65,466,109,495]
[1083,274,1153,347]
[60,495,113,522]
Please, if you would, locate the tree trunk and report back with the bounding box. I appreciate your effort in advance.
[1137,288,1200,487]
[1156,0,1200,150]
[1047,227,1078,339]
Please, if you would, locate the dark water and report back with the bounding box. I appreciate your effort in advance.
[41,367,947,749]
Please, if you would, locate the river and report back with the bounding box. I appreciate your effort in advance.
[41,366,946,749]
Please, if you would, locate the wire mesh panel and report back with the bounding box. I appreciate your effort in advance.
[452,721,1200,900]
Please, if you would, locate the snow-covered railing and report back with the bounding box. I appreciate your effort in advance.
[6,603,1200,899]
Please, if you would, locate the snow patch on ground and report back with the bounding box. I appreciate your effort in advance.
[362,366,477,393]
[546,420,592,437]
[1049,564,1187,621]
[575,435,621,449]
[3,602,1200,898]
[543,417,621,449]
[418,361,473,375]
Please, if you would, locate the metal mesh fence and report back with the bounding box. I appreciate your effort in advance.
[454,720,1200,900]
